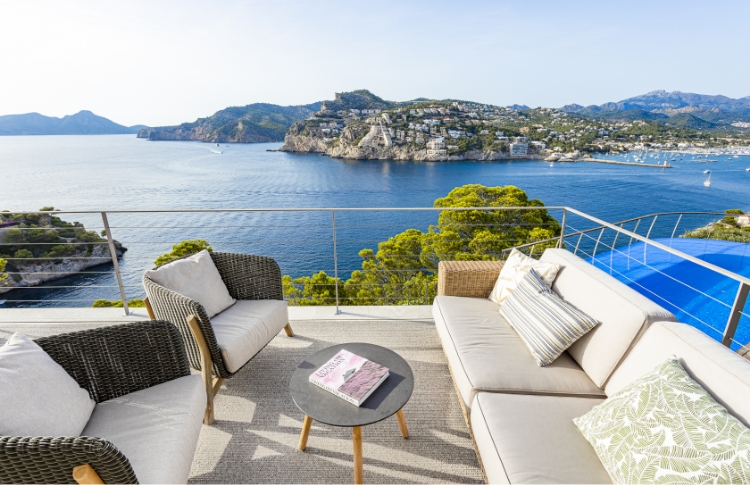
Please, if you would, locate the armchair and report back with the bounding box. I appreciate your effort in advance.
[143,251,293,425]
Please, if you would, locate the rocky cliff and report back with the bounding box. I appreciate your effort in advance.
[0,211,127,296]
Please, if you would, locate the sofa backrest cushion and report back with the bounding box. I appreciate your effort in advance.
[540,249,676,388]
[606,321,750,427]
[145,250,236,318]
[0,332,96,437]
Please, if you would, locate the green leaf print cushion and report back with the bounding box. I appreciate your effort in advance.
[574,356,750,484]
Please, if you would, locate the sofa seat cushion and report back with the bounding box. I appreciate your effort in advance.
[471,392,610,484]
[81,374,206,484]
[540,249,676,388]
[211,299,288,373]
[433,296,604,410]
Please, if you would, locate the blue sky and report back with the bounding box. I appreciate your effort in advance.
[1,0,748,126]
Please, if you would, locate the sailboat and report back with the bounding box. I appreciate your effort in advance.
[703,170,712,187]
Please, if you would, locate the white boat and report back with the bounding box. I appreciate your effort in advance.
[745,168,750,172]
[703,170,712,187]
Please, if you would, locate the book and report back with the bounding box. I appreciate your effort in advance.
[309,349,390,406]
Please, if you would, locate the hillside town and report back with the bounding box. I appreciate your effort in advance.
[280,91,750,161]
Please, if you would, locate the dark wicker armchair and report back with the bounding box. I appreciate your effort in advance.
[143,251,293,425]
[0,320,191,484]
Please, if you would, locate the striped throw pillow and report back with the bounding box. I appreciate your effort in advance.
[500,269,598,366]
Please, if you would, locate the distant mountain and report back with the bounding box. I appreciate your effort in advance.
[138,102,322,143]
[0,110,143,135]
[561,90,750,128]
[507,104,531,111]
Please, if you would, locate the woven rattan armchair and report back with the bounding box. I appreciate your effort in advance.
[0,320,191,485]
[143,251,293,425]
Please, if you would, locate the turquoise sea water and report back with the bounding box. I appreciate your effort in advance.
[0,135,748,312]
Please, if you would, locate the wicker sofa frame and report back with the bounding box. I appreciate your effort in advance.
[143,251,293,425]
[0,320,191,485]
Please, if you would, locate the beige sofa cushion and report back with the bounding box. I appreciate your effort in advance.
[471,392,610,484]
[606,321,750,426]
[433,296,604,410]
[81,374,206,484]
[145,250,236,318]
[211,299,288,373]
[540,249,676,387]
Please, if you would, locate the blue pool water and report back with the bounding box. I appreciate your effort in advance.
[590,238,750,348]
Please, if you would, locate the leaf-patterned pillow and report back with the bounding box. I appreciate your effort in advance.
[574,356,750,484]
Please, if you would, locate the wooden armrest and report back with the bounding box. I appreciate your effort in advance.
[437,260,504,298]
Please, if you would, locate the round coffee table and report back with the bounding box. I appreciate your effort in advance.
[290,343,414,484]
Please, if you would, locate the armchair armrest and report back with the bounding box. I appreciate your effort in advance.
[210,252,283,301]
[142,278,231,378]
[36,320,190,404]
[437,260,504,298]
[0,436,137,484]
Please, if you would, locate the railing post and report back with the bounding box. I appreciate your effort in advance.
[332,211,340,315]
[722,283,750,348]
[592,228,605,261]
[574,233,583,255]
[670,214,683,239]
[101,212,129,316]
[646,215,658,239]
[628,219,641,246]
[558,209,567,248]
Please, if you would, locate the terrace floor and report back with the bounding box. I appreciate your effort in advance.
[0,306,484,484]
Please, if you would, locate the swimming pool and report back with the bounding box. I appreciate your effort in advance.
[588,238,750,349]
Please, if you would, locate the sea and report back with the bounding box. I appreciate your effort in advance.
[1,134,749,310]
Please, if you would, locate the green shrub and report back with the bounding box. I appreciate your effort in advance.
[13,249,33,259]
[92,298,145,308]
[154,239,212,266]
[725,209,744,215]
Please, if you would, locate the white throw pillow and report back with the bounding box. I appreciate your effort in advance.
[145,250,236,318]
[488,248,561,304]
[0,333,96,437]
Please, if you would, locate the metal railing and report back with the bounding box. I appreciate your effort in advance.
[1,206,748,350]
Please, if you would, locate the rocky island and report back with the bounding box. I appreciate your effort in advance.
[0,209,126,295]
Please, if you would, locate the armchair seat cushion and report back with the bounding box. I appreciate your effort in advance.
[81,374,205,484]
[211,300,289,373]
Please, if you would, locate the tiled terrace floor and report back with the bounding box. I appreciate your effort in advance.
[0,307,483,484]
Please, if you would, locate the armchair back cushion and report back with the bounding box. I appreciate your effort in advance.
[145,250,236,318]
[0,332,96,437]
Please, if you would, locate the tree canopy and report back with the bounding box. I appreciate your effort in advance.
[286,184,560,306]
[154,239,212,266]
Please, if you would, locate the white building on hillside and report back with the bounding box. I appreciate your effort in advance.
[427,137,447,156]
[510,143,528,157]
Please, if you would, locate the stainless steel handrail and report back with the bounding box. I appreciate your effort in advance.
[2,206,747,349]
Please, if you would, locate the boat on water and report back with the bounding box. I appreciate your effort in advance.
[703,170,712,187]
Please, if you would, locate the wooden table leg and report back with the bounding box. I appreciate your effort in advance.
[353,426,363,484]
[298,415,313,451]
[396,409,409,438]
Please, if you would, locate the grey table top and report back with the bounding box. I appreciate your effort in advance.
[290,342,414,427]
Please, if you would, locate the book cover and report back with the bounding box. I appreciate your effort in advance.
[309,349,390,406]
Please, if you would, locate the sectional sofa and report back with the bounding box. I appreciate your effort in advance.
[434,248,750,483]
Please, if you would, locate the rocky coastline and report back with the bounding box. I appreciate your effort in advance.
[0,211,127,297]
[280,133,544,161]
